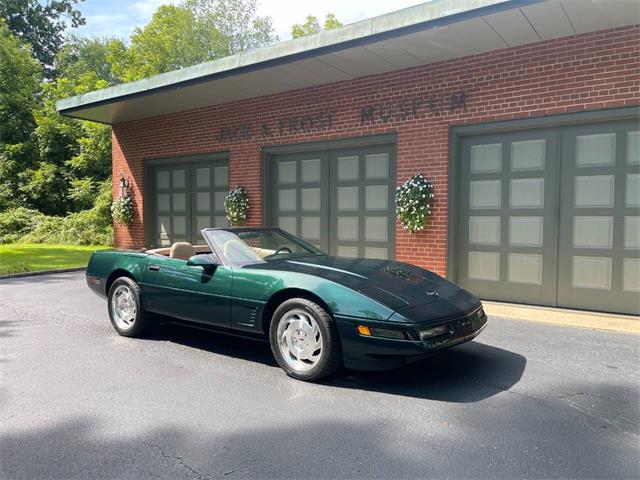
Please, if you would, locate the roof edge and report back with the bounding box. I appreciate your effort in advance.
[57,0,532,119]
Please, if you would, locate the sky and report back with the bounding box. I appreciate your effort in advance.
[73,0,428,41]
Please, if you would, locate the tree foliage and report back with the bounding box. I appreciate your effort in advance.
[0,0,285,243]
[291,13,343,38]
[0,0,85,76]
[0,20,42,209]
[118,0,277,82]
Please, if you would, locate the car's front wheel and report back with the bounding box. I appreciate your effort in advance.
[107,277,152,337]
[269,298,342,382]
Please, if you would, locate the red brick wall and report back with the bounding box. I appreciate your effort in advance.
[112,25,640,275]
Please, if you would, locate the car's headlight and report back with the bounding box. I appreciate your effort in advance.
[418,324,451,340]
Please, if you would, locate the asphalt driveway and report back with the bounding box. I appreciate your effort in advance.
[1,271,638,479]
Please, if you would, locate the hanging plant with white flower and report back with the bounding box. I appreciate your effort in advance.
[395,173,435,233]
[224,186,249,226]
[111,195,134,226]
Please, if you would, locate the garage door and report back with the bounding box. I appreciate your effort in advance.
[457,120,639,315]
[147,157,229,247]
[268,144,396,259]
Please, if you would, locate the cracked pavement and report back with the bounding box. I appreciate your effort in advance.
[1,271,639,479]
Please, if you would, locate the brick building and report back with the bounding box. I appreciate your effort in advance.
[58,0,640,315]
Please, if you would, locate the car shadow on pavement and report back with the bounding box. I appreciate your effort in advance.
[150,322,526,403]
[329,341,527,402]
[151,322,279,367]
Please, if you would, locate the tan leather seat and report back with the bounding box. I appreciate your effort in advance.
[169,242,195,260]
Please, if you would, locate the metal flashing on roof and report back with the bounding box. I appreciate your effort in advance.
[56,0,639,124]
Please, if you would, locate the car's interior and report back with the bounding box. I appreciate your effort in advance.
[145,243,210,260]
[145,241,276,261]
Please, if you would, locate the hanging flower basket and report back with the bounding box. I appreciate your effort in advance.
[395,173,434,233]
[111,195,134,226]
[224,186,249,226]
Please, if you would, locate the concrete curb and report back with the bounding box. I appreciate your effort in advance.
[483,301,640,335]
[0,267,86,280]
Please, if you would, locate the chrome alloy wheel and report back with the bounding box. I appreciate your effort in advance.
[111,284,137,330]
[276,308,323,372]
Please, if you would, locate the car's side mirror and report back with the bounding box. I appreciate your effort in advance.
[186,254,217,273]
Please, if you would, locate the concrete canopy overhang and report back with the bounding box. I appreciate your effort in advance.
[56,0,640,124]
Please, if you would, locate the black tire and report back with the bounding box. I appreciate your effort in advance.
[107,277,152,337]
[269,297,342,382]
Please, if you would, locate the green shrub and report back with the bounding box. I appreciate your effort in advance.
[0,263,30,276]
[0,207,45,243]
[19,208,113,246]
[11,179,113,246]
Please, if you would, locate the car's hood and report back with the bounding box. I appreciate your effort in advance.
[244,255,466,310]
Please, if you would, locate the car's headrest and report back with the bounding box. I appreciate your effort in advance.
[170,242,195,260]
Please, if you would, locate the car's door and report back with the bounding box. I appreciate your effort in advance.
[141,254,232,328]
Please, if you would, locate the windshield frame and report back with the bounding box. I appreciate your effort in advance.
[201,227,324,267]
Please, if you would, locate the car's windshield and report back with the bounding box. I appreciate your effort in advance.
[203,228,324,266]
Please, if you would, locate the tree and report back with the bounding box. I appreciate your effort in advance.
[0,0,85,76]
[0,34,116,215]
[291,13,343,38]
[119,0,277,82]
[55,35,125,86]
[117,5,204,82]
[28,60,113,214]
[0,20,42,209]
[185,0,277,55]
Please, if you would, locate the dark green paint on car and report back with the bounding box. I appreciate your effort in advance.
[86,227,486,378]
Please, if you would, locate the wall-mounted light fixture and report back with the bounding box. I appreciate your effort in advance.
[119,175,129,197]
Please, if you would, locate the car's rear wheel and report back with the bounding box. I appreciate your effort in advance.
[107,277,152,337]
[269,298,341,382]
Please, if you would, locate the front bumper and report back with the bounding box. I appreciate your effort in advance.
[336,305,487,371]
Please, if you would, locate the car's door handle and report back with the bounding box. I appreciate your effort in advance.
[148,265,160,271]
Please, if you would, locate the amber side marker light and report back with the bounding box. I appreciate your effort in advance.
[357,325,372,336]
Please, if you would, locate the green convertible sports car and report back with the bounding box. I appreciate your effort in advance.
[86,227,487,381]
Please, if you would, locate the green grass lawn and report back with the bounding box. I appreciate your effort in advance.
[0,243,111,275]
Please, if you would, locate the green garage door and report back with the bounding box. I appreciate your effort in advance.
[457,120,639,315]
[147,156,229,247]
[557,122,640,314]
[268,144,396,259]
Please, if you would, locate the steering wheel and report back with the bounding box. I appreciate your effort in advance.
[273,246,292,255]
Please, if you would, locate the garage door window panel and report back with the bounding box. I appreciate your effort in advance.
[365,153,389,179]
[626,174,640,207]
[574,175,615,208]
[468,252,500,281]
[624,217,640,249]
[623,258,640,292]
[576,133,616,167]
[509,216,543,247]
[510,178,545,209]
[471,143,502,173]
[508,254,543,285]
[469,216,501,246]
[511,140,546,171]
[571,256,612,290]
[470,180,502,209]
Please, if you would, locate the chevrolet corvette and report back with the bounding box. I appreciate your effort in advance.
[86,227,487,381]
